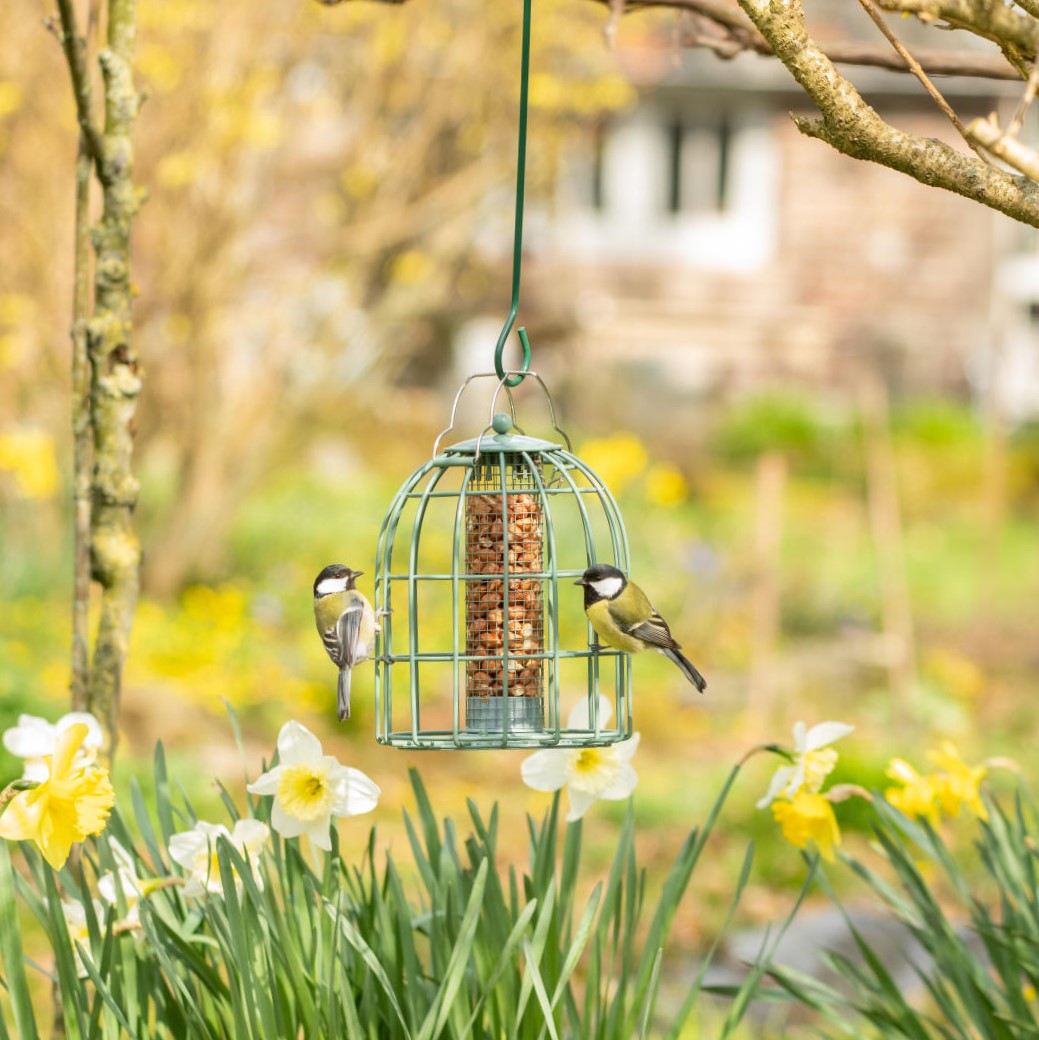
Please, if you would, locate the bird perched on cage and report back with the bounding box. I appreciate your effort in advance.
[575,563,706,693]
[313,564,379,722]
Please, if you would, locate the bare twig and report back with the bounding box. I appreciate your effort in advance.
[590,0,1022,78]
[856,0,970,138]
[54,0,104,167]
[967,113,1039,178]
[1008,58,1039,135]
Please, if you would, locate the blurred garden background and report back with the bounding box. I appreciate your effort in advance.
[2,0,1039,1030]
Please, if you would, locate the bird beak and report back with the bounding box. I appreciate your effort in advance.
[352,570,364,578]
[574,578,587,586]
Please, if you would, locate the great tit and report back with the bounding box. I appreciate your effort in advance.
[313,564,378,722]
[575,563,707,692]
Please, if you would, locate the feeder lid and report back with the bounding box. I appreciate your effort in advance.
[444,431,562,456]
[441,412,562,456]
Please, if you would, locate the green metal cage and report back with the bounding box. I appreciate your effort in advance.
[373,374,632,750]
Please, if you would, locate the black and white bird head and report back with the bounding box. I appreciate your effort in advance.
[313,564,362,598]
[574,563,627,604]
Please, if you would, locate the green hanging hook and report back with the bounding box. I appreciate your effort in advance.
[494,0,533,388]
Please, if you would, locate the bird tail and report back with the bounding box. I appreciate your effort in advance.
[662,647,707,693]
[337,668,352,722]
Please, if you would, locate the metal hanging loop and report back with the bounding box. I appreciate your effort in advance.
[493,0,533,389]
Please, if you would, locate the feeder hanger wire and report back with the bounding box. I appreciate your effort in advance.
[494,0,533,389]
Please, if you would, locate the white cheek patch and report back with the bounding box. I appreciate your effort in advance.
[591,576,623,599]
[316,577,349,596]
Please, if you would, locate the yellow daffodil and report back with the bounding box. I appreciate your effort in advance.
[757,721,854,809]
[884,758,941,824]
[0,723,115,869]
[772,791,841,862]
[929,742,988,821]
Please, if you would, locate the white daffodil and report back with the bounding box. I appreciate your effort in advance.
[3,712,104,782]
[62,898,104,978]
[98,838,147,924]
[168,818,269,898]
[246,721,380,852]
[756,720,855,809]
[521,696,639,822]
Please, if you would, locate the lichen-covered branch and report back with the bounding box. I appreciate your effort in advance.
[70,133,92,711]
[733,0,1039,227]
[873,0,1039,56]
[84,0,142,760]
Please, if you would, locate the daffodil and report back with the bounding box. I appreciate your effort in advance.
[772,791,841,862]
[521,696,639,822]
[929,742,988,821]
[884,758,941,824]
[168,819,270,898]
[246,721,380,851]
[0,722,115,869]
[97,838,164,925]
[756,721,854,809]
[3,712,104,782]
[62,898,104,978]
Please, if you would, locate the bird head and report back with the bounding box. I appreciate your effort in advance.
[313,564,363,598]
[574,563,627,602]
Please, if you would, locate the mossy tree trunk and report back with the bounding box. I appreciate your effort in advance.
[57,0,141,765]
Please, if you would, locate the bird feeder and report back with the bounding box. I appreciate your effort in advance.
[373,373,633,749]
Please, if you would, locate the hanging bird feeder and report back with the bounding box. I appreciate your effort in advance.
[373,375,633,749]
[372,0,634,748]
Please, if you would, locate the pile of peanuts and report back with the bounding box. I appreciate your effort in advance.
[465,490,544,698]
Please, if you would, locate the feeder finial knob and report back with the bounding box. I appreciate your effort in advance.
[492,412,513,435]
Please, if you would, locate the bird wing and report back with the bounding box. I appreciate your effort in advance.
[615,606,682,652]
[320,604,360,667]
[334,605,366,667]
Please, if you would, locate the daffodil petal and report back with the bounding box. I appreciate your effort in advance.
[56,713,104,751]
[614,732,640,763]
[50,723,89,779]
[597,763,638,800]
[246,766,283,796]
[232,818,270,856]
[329,767,380,817]
[803,721,855,752]
[756,765,795,809]
[0,787,46,841]
[566,694,613,730]
[2,715,55,759]
[276,721,324,767]
[565,787,598,821]
[521,749,569,792]
[271,800,308,839]
[304,816,334,851]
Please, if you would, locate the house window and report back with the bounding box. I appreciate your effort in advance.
[667,113,732,216]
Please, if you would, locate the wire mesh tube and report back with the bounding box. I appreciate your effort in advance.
[465,453,544,731]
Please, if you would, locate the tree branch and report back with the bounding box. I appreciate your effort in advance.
[873,0,1039,56]
[732,0,1039,227]
[967,113,1039,178]
[86,0,143,763]
[591,0,1021,79]
[55,0,104,166]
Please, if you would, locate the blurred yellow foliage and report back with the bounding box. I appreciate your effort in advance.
[645,462,688,507]
[137,44,183,93]
[391,250,434,287]
[340,165,379,200]
[578,432,649,496]
[923,647,984,702]
[0,429,60,499]
[155,150,204,190]
[0,81,22,118]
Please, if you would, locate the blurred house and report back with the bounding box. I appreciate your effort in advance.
[458,37,1039,427]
